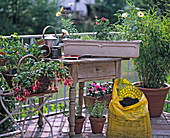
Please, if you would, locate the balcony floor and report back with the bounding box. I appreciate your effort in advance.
[5,111,170,138]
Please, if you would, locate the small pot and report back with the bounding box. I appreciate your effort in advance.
[89,116,106,134]
[75,116,85,134]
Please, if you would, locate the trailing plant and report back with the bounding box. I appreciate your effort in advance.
[114,1,170,88]
[12,59,72,102]
[87,100,107,118]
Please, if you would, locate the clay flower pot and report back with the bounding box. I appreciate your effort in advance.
[89,116,106,134]
[133,82,170,117]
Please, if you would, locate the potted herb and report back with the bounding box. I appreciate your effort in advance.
[12,56,72,102]
[59,103,85,134]
[114,2,170,117]
[86,100,107,134]
[84,81,112,108]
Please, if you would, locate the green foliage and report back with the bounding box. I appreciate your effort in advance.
[89,0,127,24]
[87,100,107,118]
[56,6,79,39]
[114,2,170,88]
[0,33,42,73]
[94,17,113,40]
[12,60,72,101]
[0,0,59,35]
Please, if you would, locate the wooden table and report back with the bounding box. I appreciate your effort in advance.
[47,57,122,137]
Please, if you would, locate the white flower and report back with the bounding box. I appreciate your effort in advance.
[138,11,144,17]
[56,11,61,17]
[62,29,69,35]
[68,3,74,6]
[121,12,128,18]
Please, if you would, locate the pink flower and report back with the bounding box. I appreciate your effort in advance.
[96,22,99,25]
[101,17,105,21]
[101,87,106,91]
[104,82,108,85]
[95,85,100,89]
[91,83,95,86]
[89,89,94,92]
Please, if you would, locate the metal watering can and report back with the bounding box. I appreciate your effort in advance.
[41,25,61,59]
[42,25,57,48]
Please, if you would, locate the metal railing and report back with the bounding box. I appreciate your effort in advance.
[1,32,169,120]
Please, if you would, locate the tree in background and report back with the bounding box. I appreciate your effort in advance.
[88,0,127,24]
[0,0,60,35]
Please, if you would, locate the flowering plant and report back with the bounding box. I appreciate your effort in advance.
[93,17,112,40]
[87,81,112,98]
[56,3,79,39]
[12,59,72,102]
[114,2,170,88]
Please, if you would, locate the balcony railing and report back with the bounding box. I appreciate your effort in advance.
[0,32,169,121]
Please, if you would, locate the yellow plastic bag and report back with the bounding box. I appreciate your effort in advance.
[107,79,152,138]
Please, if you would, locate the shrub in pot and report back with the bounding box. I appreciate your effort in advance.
[86,100,107,134]
[114,2,170,117]
[59,103,85,134]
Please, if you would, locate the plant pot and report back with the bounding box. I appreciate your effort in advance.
[75,116,85,134]
[84,94,112,108]
[89,116,106,134]
[63,39,141,58]
[133,82,170,117]
[2,70,17,88]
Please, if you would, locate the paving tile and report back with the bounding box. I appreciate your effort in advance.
[8,112,170,138]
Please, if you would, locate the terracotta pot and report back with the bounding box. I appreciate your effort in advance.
[133,82,170,117]
[75,116,85,134]
[84,94,112,108]
[89,116,106,134]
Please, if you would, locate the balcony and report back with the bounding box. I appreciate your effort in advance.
[0,33,170,137]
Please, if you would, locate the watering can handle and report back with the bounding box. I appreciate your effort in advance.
[42,25,57,39]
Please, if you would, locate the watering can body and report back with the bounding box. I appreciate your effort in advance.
[41,25,61,59]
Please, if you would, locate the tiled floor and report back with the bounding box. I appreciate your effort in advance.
[2,112,170,138]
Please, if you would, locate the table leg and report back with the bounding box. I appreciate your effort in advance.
[38,97,43,128]
[69,82,76,137]
[79,82,84,116]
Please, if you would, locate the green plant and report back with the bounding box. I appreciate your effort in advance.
[0,33,42,74]
[12,59,72,102]
[56,4,79,39]
[93,17,112,40]
[86,100,107,118]
[87,81,112,98]
[114,1,170,88]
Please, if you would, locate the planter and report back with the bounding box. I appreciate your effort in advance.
[84,94,112,108]
[133,82,170,117]
[2,70,16,88]
[63,39,141,58]
[75,116,85,134]
[89,116,106,134]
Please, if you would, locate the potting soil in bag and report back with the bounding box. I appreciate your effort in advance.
[106,79,152,138]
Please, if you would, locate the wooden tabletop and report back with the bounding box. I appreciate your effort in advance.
[44,57,124,64]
